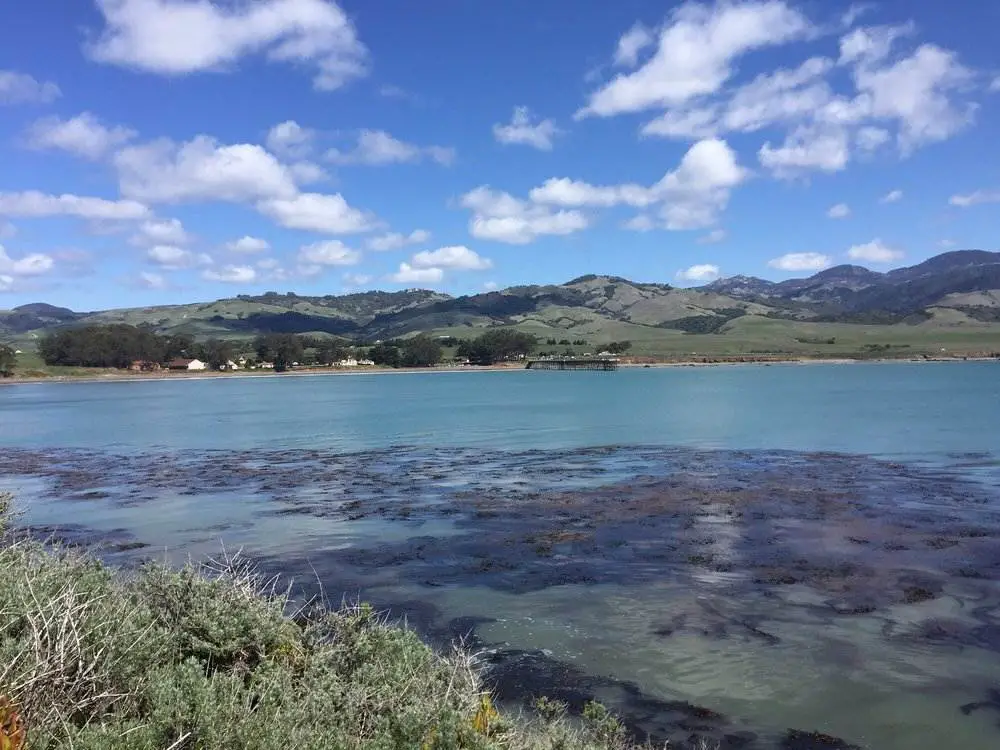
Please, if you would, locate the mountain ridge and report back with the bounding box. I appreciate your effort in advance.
[2,250,1000,342]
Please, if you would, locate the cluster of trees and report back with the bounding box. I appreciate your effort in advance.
[39,325,199,368]
[457,330,536,365]
[544,338,587,346]
[0,344,16,377]
[605,341,632,354]
[369,336,442,368]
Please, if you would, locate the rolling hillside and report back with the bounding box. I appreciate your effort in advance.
[3,250,1000,358]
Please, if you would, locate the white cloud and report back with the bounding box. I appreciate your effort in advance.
[853,43,975,151]
[493,107,562,151]
[226,236,270,253]
[288,161,328,184]
[147,244,209,269]
[366,229,431,251]
[0,275,13,292]
[26,112,135,160]
[880,188,903,203]
[411,245,492,271]
[0,245,55,276]
[202,265,258,283]
[856,126,890,151]
[529,138,746,230]
[622,215,655,232]
[838,23,914,66]
[0,70,60,104]
[949,190,1000,208]
[328,130,455,165]
[389,263,443,284]
[298,239,361,266]
[87,0,368,91]
[0,191,149,220]
[676,263,721,281]
[460,186,589,245]
[698,228,727,244]
[483,281,499,291]
[137,270,168,289]
[116,135,299,204]
[266,120,315,158]
[656,138,746,228]
[827,203,851,219]
[938,239,956,249]
[759,125,849,177]
[614,23,655,68]
[257,192,376,233]
[768,252,832,271]
[342,272,372,286]
[640,106,719,138]
[578,0,813,118]
[847,238,903,263]
[131,217,189,246]
[257,257,281,270]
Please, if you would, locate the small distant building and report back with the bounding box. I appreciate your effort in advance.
[338,357,359,367]
[258,361,275,369]
[219,360,240,371]
[129,360,161,372]
[357,358,374,366]
[167,358,207,371]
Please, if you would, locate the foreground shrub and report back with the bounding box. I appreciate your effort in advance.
[0,498,665,749]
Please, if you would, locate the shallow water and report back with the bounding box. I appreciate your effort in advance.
[3,363,1000,749]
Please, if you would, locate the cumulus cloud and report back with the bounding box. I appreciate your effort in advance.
[767,252,832,271]
[880,189,903,203]
[365,229,430,251]
[530,138,746,230]
[614,23,655,68]
[759,125,849,177]
[131,217,189,246]
[949,190,1000,207]
[389,263,444,284]
[136,271,168,289]
[26,112,136,160]
[697,228,727,244]
[202,264,258,283]
[115,135,299,204]
[0,70,60,104]
[147,244,209,269]
[0,191,149,220]
[0,244,55,276]
[460,186,589,245]
[493,107,562,150]
[297,239,361,266]
[827,203,851,219]
[578,0,813,118]
[266,120,315,158]
[847,238,903,263]
[328,130,455,166]
[676,263,721,281]
[87,0,368,91]
[856,126,890,151]
[410,245,491,270]
[483,281,499,291]
[257,192,376,234]
[226,236,270,253]
[0,275,13,292]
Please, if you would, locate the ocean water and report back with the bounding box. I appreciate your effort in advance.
[3,362,1000,749]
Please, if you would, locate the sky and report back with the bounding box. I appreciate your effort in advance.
[0,0,998,310]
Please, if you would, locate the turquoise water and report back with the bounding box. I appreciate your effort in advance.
[3,362,1000,749]
[4,362,1000,458]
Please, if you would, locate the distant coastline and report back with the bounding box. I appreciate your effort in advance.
[1,355,996,387]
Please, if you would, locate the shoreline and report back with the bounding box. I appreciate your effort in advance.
[0,355,995,387]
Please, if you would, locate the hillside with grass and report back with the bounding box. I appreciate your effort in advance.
[2,250,1000,361]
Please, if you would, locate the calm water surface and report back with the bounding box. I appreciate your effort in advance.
[3,362,1000,749]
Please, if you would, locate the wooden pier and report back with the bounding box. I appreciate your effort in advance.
[525,357,618,371]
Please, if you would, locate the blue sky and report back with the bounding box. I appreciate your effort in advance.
[0,0,998,310]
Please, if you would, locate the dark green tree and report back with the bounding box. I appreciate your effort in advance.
[254,333,304,372]
[607,341,632,354]
[202,338,234,369]
[456,329,536,365]
[369,342,401,368]
[401,335,442,367]
[0,344,16,378]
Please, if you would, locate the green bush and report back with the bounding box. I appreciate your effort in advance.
[0,499,671,749]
